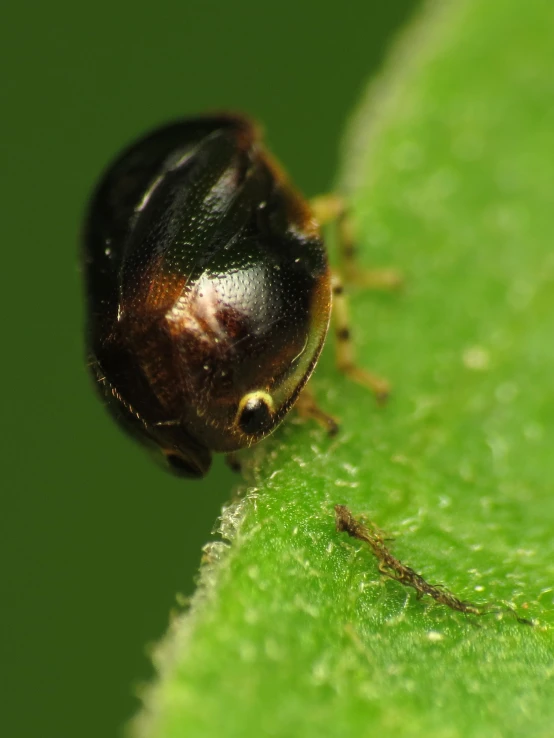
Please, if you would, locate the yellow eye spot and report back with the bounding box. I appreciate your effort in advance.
[236,391,275,435]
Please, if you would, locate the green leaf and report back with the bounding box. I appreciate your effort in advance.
[134,1,554,736]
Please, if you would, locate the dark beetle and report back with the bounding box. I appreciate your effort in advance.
[84,114,331,477]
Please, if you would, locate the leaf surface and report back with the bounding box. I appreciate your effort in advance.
[135,2,554,736]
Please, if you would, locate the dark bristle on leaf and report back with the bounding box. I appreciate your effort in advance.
[334,505,534,626]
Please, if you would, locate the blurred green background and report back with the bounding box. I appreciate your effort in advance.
[1,2,417,736]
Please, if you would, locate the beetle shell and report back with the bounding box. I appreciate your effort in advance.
[84,115,331,477]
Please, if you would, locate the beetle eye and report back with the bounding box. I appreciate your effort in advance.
[237,392,275,435]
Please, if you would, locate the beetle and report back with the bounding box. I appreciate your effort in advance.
[83,114,389,478]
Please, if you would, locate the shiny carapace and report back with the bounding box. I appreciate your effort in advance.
[83,115,331,477]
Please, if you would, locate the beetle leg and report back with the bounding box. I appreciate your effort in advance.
[310,193,345,225]
[336,205,402,289]
[225,453,242,474]
[310,193,393,402]
[311,194,402,289]
[295,386,339,436]
[331,273,390,403]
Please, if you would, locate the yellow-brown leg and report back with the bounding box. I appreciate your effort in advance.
[310,194,395,403]
[295,386,339,436]
[311,194,403,289]
[331,273,390,403]
[293,194,395,432]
